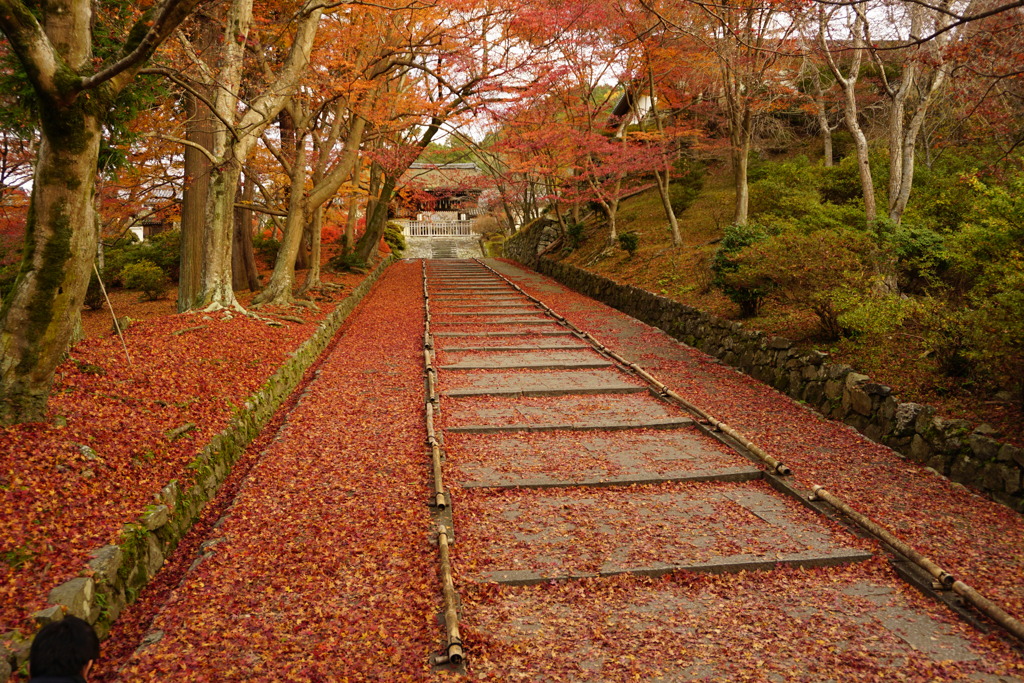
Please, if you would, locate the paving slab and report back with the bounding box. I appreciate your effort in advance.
[434,307,541,315]
[431,319,561,325]
[442,369,644,397]
[448,429,762,488]
[440,311,550,317]
[440,349,613,369]
[458,482,870,584]
[440,344,593,351]
[461,570,1021,681]
[445,393,693,433]
[440,304,539,310]
[432,330,575,338]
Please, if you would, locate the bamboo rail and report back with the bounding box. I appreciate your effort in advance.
[421,261,465,666]
[812,486,1024,645]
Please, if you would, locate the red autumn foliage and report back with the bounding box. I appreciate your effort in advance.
[0,269,368,637]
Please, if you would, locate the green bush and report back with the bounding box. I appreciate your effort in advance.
[119,259,169,301]
[669,157,706,216]
[566,222,585,250]
[252,232,280,265]
[383,223,406,255]
[101,230,179,286]
[887,224,947,292]
[711,223,769,317]
[327,251,368,274]
[482,234,506,258]
[618,231,639,256]
[726,228,875,339]
[819,156,863,204]
[84,271,105,310]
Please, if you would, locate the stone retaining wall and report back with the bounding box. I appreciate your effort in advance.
[523,256,1023,514]
[1,257,395,678]
[504,217,560,269]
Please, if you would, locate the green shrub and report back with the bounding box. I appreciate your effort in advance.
[252,232,281,265]
[119,260,169,301]
[837,292,916,338]
[669,157,706,215]
[566,222,585,250]
[101,230,180,286]
[819,156,863,204]
[383,223,406,255]
[887,224,947,292]
[327,251,368,273]
[711,223,769,317]
[482,234,506,258]
[84,270,105,310]
[726,228,875,339]
[618,231,639,256]
[133,230,180,280]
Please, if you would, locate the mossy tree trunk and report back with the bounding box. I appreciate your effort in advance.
[0,0,203,424]
[0,103,102,423]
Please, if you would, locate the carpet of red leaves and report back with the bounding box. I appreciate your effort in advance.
[99,261,446,681]
[494,259,1024,630]
[0,270,366,636]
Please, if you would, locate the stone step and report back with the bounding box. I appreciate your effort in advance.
[449,429,759,490]
[447,417,694,434]
[458,483,872,585]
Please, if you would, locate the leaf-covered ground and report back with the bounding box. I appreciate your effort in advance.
[98,261,445,681]
[0,271,365,635]
[491,258,1024,629]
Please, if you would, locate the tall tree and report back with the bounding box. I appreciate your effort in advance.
[190,0,324,312]
[0,0,205,424]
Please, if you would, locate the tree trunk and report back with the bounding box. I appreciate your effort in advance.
[655,168,681,245]
[179,91,214,311]
[344,170,361,253]
[232,172,260,291]
[254,141,308,306]
[299,206,322,295]
[176,14,217,312]
[0,104,102,423]
[731,140,750,226]
[354,175,396,262]
[193,0,323,311]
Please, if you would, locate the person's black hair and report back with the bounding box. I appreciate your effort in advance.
[29,616,99,677]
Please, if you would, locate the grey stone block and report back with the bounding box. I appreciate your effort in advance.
[909,434,931,462]
[845,372,870,388]
[140,505,169,531]
[998,443,1024,467]
[969,434,1001,461]
[31,605,64,626]
[48,577,94,621]
[849,387,873,416]
[88,545,123,585]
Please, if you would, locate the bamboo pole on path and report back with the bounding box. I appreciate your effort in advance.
[812,485,1024,645]
[422,261,465,665]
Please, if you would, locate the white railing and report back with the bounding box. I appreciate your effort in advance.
[400,220,474,237]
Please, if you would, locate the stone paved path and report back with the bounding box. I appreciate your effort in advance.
[427,259,1024,681]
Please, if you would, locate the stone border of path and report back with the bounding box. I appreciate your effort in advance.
[2,257,397,674]
[503,248,1023,514]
